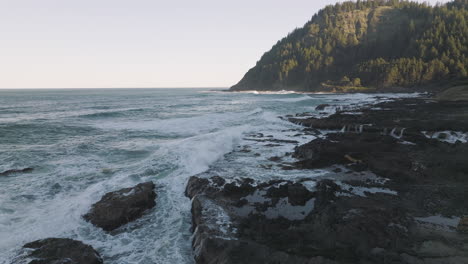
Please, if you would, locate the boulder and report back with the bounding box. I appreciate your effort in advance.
[83,182,156,231]
[22,238,102,264]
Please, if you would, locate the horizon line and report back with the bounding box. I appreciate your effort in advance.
[0,87,230,90]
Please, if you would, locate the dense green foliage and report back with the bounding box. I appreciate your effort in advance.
[231,0,468,92]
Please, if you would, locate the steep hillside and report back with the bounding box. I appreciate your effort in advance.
[231,0,468,92]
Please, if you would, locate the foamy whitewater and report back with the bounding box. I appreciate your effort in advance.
[0,89,420,264]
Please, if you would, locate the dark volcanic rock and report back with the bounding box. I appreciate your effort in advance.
[315,104,330,111]
[22,238,103,264]
[84,182,156,231]
[290,98,468,133]
[0,167,33,176]
[291,96,468,217]
[294,132,468,184]
[186,176,468,264]
[268,156,282,162]
[293,132,468,217]
[186,176,325,264]
[185,97,468,264]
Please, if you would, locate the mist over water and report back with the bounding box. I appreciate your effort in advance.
[0,89,418,263]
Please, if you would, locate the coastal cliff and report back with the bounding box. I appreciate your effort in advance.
[231,0,468,92]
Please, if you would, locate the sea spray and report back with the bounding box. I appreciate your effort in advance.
[0,89,422,264]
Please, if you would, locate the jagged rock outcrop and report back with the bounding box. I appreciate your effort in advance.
[84,182,156,231]
[289,98,468,134]
[186,175,468,264]
[185,96,468,264]
[21,238,103,264]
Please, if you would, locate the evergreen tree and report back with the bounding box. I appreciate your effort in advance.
[231,0,468,92]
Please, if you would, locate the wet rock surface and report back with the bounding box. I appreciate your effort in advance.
[84,182,156,231]
[291,100,468,218]
[291,133,468,218]
[289,98,468,134]
[186,176,468,264]
[185,97,468,264]
[0,167,33,176]
[315,104,330,111]
[294,133,468,181]
[186,176,326,264]
[20,238,103,264]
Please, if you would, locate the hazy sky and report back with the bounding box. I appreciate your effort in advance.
[0,0,450,88]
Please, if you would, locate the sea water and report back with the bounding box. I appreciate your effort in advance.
[0,88,419,263]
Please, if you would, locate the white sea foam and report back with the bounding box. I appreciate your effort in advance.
[2,142,233,263]
[0,89,424,264]
[0,116,253,264]
[422,131,468,144]
[93,108,262,136]
[415,215,460,231]
[231,90,299,95]
[271,95,313,102]
[336,181,398,197]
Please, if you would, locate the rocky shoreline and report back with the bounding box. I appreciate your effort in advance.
[184,96,468,264]
[12,182,157,264]
[12,95,468,264]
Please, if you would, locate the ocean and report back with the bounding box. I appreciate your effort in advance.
[0,88,418,263]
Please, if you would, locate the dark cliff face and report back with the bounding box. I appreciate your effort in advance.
[231,0,468,92]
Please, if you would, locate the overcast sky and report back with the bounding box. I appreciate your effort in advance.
[0,0,450,88]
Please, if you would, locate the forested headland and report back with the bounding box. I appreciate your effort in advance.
[231,0,468,92]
